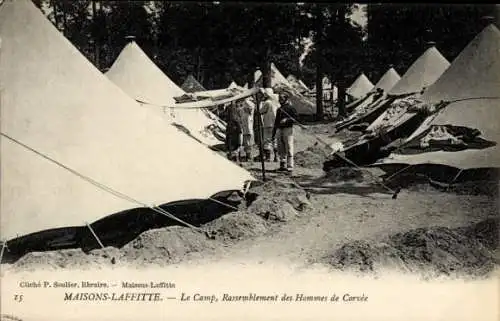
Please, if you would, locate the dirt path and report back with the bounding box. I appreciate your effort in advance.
[4,128,497,275]
[183,163,497,268]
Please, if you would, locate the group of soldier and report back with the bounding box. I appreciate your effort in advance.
[225,88,297,172]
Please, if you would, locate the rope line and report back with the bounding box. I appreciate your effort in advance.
[85,222,105,249]
[1,132,206,234]
[445,169,464,192]
[208,197,239,211]
[271,106,397,194]
[383,164,414,183]
[0,242,6,264]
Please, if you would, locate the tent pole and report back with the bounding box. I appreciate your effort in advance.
[0,241,7,264]
[85,223,105,249]
[384,164,414,183]
[445,169,464,192]
[254,93,267,181]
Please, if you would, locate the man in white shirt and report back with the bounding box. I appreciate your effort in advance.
[258,88,279,161]
[236,98,255,162]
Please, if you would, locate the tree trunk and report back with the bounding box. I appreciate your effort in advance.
[247,68,255,89]
[195,47,202,81]
[261,46,272,88]
[61,0,67,37]
[50,0,60,31]
[496,4,500,26]
[315,5,324,120]
[337,78,347,119]
[315,57,323,120]
[92,0,100,70]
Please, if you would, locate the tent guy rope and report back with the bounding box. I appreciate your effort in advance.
[1,133,209,236]
[275,107,401,197]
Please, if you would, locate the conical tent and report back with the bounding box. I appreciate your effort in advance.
[333,48,451,162]
[106,41,184,106]
[366,47,451,132]
[107,41,223,146]
[0,0,254,241]
[343,67,399,115]
[388,47,450,96]
[254,63,316,115]
[375,24,500,170]
[254,63,294,88]
[374,67,401,92]
[181,74,206,92]
[228,81,239,89]
[346,73,374,99]
[286,74,309,93]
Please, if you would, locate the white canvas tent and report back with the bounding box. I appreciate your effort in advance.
[366,47,450,132]
[286,74,310,93]
[346,73,374,100]
[228,81,241,90]
[254,63,316,115]
[0,0,254,242]
[106,41,224,146]
[375,24,500,170]
[388,46,450,96]
[254,63,294,87]
[181,74,206,93]
[334,48,451,155]
[345,67,401,115]
[374,67,401,92]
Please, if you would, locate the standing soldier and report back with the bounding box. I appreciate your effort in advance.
[257,88,278,162]
[225,102,242,162]
[272,93,297,172]
[237,98,255,162]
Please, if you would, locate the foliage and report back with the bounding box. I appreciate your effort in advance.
[27,2,498,94]
[365,4,497,81]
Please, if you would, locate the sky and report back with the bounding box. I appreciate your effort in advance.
[351,4,368,28]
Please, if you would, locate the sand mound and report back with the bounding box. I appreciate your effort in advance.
[205,212,269,242]
[329,240,406,273]
[294,144,330,168]
[328,218,498,278]
[324,167,366,182]
[11,247,119,271]
[248,197,299,222]
[120,226,211,265]
[249,177,312,211]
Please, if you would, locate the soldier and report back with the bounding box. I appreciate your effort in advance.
[272,93,298,172]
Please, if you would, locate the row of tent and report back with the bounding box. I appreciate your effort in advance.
[2,0,498,256]
[311,71,390,103]
[0,0,258,251]
[324,23,500,184]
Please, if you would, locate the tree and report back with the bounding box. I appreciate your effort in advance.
[366,4,497,81]
[308,4,365,118]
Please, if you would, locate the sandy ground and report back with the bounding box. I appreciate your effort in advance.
[2,125,499,279]
[182,164,498,270]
